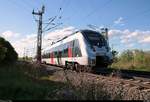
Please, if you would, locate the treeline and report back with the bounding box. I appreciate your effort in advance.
[112,49,150,71]
[0,37,18,65]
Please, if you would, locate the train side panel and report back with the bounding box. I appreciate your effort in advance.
[42,29,113,68]
[42,32,89,66]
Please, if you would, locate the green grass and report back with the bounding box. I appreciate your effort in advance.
[0,63,64,100]
[1,62,148,100]
[111,62,150,72]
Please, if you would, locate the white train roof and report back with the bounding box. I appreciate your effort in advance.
[42,29,103,52]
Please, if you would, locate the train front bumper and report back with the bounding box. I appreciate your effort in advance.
[96,56,113,66]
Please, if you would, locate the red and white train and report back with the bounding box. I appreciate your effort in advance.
[42,29,113,71]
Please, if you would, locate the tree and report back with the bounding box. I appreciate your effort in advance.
[0,37,18,64]
[0,46,7,62]
[120,50,133,62]
[112,50,118,62]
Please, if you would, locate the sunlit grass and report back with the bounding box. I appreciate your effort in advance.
[0,63,64,100]
[1,61,149,100]
[111,62,150,72]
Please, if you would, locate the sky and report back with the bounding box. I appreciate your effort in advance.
[0,0,150,57]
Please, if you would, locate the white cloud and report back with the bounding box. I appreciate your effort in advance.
[2,31,13,38]
[0,26,76,57]
[109,29,150,43]
[108,29,130,37]
[120,38,129,43]
[43,26,75,41]
[108,29,150,51]
[108,29,122,36]
[127,43,134,48]
[43,26,76,49]
[140,36,150,43]
[11,34,37,57]
[114,17,125,26]
[1,31,20,41]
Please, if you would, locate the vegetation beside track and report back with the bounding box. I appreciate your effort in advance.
[0,62,65,100]
[111,49,150,72]
[0,37,18,65]
[0,62,112,100]
[0,62,149,100]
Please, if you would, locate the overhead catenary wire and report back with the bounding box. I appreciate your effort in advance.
[43,23,63,33]
[21,0,34,10]
[43,16,57,31]
[33,14,39,22]
[83,0,113,21]
[125,8,150,22]
[108,7,150,29]
[61,0,113,28]
[56,0,72,24]
[8,0,31,15]
[58,0,68,17]
[57,0,64,16]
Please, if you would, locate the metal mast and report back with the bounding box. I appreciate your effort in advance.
[32,5,45,63]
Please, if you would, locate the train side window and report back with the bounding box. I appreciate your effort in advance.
[46,52,50,58]
[54,49,56,58]
[58,51,62,58]
[72,39,82,57]
[64,48,68,57]
[74,47,82,57]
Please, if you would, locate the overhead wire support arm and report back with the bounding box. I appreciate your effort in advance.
[43,16,57,31]
[33,15,39,22]
[43,23,63,33]
[43,17,54,24]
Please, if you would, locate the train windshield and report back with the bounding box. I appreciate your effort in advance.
[82,30,107,47]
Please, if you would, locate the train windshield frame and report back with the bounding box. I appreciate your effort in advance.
[81,30,107,47]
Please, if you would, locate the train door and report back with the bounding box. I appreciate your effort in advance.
[68,42,72,58]
[57,51,62,65]
[68,40,75,62]
[72,40,75,62]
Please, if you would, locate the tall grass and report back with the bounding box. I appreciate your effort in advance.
[0,62,112,100]
[1,61,149,100]
[0,62,64,100]
[111,49,150,71]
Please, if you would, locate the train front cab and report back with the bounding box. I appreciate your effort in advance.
[81,30,113,68]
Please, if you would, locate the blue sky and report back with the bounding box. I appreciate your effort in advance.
[0,0,150,56]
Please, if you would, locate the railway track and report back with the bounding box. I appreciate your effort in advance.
[43,64,150,89]
[93,67,150,90]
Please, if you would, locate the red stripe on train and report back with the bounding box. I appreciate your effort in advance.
[50,52,54,64]
[68,47,72,58]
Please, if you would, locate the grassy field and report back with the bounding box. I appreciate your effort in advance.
[111,50,150,72]
[0,62,65,100]
[0,62,120,100]
[0,61,149,100]
[111,62,150,72]
[0,62,111,100]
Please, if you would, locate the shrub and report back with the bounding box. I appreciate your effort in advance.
[0,37,18,65]
[112,49,150,71]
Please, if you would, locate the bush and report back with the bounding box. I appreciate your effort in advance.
[0,37,18,65]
